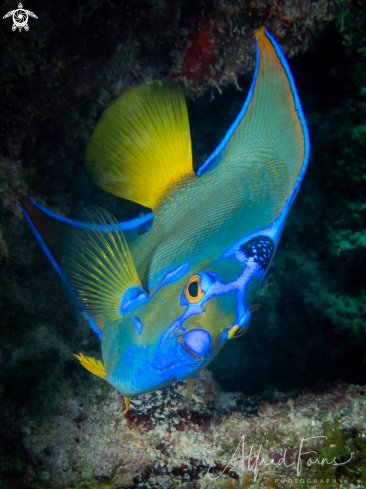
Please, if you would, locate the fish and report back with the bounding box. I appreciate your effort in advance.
[21,27,309,409]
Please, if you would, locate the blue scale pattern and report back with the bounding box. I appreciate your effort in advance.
[240,236,275,270]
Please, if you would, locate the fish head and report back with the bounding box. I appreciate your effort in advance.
[102,238,269,396]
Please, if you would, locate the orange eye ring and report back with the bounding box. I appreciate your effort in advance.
[184,275,204,303]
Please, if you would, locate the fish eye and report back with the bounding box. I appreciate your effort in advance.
[184,275,204,303]
[188,281,198,297]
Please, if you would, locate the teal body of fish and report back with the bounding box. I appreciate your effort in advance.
[21,27,309,407]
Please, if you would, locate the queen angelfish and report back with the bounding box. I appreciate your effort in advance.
[21,27,309,409]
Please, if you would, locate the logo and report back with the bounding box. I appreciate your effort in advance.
[3,3,38,31]
[207,434,354,483]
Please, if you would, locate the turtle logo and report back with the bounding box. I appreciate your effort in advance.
[3,3,38,31]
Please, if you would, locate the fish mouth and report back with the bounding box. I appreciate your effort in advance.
[177,336,204,360]
[177,329,212,360]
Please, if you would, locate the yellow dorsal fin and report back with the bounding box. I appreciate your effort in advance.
[74,353,106,380]
[86,80,193,209]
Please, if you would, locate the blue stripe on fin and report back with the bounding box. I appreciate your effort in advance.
[197,28,310,184]
[29,197,154,232]
[197,40,260,177]
[21,201,62,277]
[264,29,310,204]
[118,213,154,231]
[21,200,102,338]
[80,310,102,339]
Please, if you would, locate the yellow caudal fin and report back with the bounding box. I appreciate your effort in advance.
[62,206,142,330]
[86,80,194,209]
[74,353,106,380]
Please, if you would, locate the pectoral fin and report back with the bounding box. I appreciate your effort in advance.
[62,206,143,330]
[74,353,106,380]
[21,197,145,335]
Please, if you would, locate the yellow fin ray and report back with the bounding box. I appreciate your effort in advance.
[186,378,195,398]
[62,206,142,330]
[74,353,106,380]
[86,80,193,209]
[124,396,131,411]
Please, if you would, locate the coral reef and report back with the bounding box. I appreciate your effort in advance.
[173,0,340,95]
[0,157,27,217]
[2,370,366,488]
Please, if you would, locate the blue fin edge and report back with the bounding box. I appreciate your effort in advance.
[197,37,260,176]
[21,200,61,276]
[265,29,310,206]
[21,200,102,338]
[197,28,310,184]
[28,197,154,232]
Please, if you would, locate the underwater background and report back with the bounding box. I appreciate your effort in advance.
[0,0,366,488]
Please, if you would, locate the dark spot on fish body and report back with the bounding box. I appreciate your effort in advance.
[240,235,275,270]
